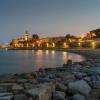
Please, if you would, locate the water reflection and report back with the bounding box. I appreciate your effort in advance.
[0,50,85,74]
[51,50,55,54]
[62,51,68,62]
[51,50,55,59]
[46,50,49,55]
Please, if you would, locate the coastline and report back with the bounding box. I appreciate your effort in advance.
[8,47,100,59]
[0,48,100,99]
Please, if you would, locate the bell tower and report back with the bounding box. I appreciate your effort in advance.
[24,30,29,41]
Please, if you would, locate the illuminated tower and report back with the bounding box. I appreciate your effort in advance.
[24,31,29,41]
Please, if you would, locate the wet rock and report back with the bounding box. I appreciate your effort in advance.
[53,91,65,100]
[72,93,86,100]
[68,80,91,95]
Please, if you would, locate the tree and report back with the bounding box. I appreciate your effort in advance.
[32,34,39,41]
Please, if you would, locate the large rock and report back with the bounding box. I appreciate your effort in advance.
[68,80,91,95]
[0,93,13,100]
[0,95,13,100]
[26,83,55,100]
[67,59,73,66]
[55,82,67,92]
[53,91,65,100]
[14,94,28,100]
[12,84,24,93]
[91,88,100,99]
[72,93,86,100]
[74,72,87,79]
[64,74,76,80]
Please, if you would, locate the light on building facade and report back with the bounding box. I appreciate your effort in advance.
[91,41,96,49]
[52,43,55,48]
[46,43,49,48]
[63,42,69,48]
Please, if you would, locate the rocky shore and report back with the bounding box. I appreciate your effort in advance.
[0,49,100,100]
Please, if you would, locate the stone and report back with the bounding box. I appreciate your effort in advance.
[17,79,28,83]
[74,72,87,79]
[0,95,13,100]
[64,74,76,81]
[0,93,13,97]
[53,91,65,100]
[24,83,34,89]
[12,84,24,93]
[72,93,86,100]
[12,84,23,90]
[26,83,55,100]
[83,77,91,82]
[0,93,13,100]
[55,82,67,92]
[37,77,52,83]
[14,94,28,100]
[91,89,100,99]
[68,80,91,95]
[67,59,73,66]
[30,72,38,78]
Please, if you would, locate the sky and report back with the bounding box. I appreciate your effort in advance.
[0,0,100,44]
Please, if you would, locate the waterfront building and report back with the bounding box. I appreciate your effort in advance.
[10,31,71,48]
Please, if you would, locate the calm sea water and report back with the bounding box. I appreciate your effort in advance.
[0,49,85,74]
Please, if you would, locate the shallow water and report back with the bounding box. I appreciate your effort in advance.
[0,49,85,74]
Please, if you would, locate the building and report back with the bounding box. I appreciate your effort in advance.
[10,31,71,48]
[10,31,34,48]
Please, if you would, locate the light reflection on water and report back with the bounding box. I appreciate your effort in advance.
[0,49,85,74]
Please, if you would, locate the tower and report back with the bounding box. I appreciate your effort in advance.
[24,30,29,41]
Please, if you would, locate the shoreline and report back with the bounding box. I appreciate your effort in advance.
[0,48,100,99]
[8,47,100,59]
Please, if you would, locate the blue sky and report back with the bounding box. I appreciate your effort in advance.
[0,0,100,44]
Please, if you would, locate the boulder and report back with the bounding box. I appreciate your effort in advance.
[55,82,67,92]
[12,84,23,90]
[0,93,13,100]
[14,94,28,100]
[68,80,91,95]
[0,95,13,100]
[74,72,87,79]
[64,74,76,80]
[72,93,86,100]
[12,84,24,93]
[83,77,91,82]
[67,59,73,66]
[26,83,55,100]
[24,83,34,89]
[53,91,65,100]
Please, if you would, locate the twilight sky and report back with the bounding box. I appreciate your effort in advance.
[0,0,100,44]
